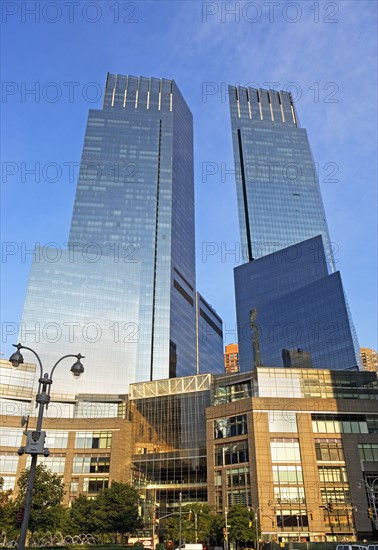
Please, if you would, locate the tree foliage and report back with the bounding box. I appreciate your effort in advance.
[0,477,18,538]
[228,505,256,548]
[68,494,98,534]
[69,482,142,537]
[165,503,222,545]
[15,464,67,534]
[95,482,142,535]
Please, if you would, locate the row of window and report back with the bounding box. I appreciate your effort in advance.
[212,413,378,439]
[214,439,348,469]
[0,454,111,475]
[75,431,113,449]
[70,477,109,494]
[1,430,113,449]
[73,456,110,474]
[312,414,378,434]
[214,433,375,470]
[315,440,344,461]
[215,442,249,466]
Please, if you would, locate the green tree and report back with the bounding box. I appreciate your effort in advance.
[0,477,18,539]
[68,493,98,534]
[166,503,221,545]
[95,482,142,537]
[228,505,256,549]
[208,512,224,547]
[15,464,67,535]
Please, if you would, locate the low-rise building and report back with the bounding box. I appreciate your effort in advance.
[1,359,377,541]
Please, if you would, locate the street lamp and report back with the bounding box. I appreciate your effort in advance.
[296,515,301,542]
[249,507,262,550]
[179,491,182,550]
[358,477,378,530]
[224,506,229,550]
[9,343,84,550]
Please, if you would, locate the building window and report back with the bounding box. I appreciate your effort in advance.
[320,487,351,504]
[0,454,19,473]
[215,441,249,466]
[70,479,79,493]
[83,477,109,494]
[46,431,69,449]
[318,466,348,484]
[274,486,305,504]
[315,439,344,461]
[226,466,250,488]
[312,414,371,434]
[358,443,378,461]
[0,476,16,490]
[227,489,252,507]
[270,439,301,462]
[268,410,297,433]
[215,471,222,487]
[73,456,110,474]
[277,511,308,528]
[26,454,66,474]
[366,417,378,434]
[214,382,252,405]
[323,510,353,530]
[214,414,247,439]
[1,428,23,447]
[75,401,124,419]
[75,431,112,449]
[273,465,303,484]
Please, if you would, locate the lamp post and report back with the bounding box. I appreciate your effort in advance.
[179,491,182,550]
[194,511,198,544]
[249,507,261,550]
[296,515,301,542]
[359,477,378,530]
[9,343,84,550]
[224,506,229,550]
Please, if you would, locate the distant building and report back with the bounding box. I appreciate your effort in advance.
[360,347,378,372]
[224,343,240,373]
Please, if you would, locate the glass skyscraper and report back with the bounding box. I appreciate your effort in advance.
[229,86,360,370]
[19,73,223,399]
[229,86,334,269]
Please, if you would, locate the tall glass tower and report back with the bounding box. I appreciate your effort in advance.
[230,86,360,370]
[19,74,223,399]
[229,86,334,269]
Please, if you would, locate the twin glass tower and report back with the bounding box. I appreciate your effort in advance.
[19,75,360,401]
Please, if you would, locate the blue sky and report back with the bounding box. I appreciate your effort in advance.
[1,0,377,358]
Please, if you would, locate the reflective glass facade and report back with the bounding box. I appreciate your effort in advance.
[130,375,211,522]
[19,248,140,397]
[196,292,223,374]
[18,73,223,398]
[234,236,360,371]
[229,86,334,268]
[229,86,359,372]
